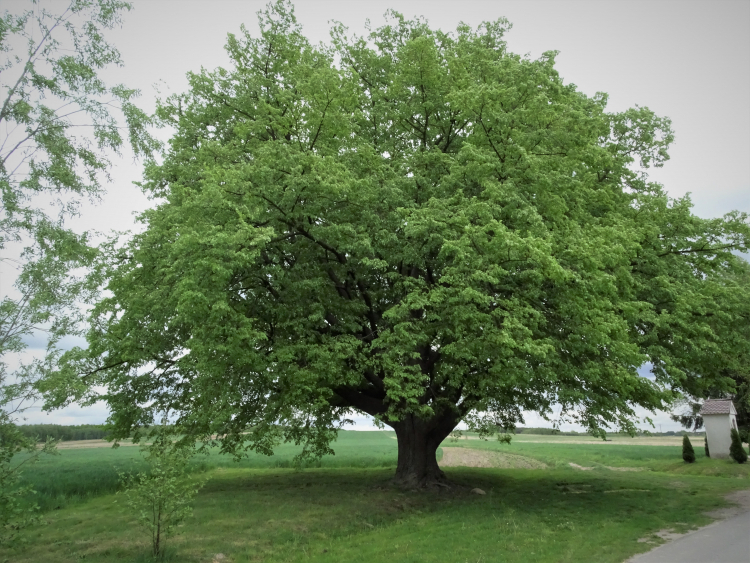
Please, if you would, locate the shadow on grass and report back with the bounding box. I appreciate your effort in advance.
[4,466,739,563]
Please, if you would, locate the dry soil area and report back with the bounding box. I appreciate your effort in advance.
[54,439,137,450]
[439,447,547,469]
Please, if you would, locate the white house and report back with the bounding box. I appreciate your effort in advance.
[700,399,738,458]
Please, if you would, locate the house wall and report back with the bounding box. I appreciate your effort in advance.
[704,413,737,458]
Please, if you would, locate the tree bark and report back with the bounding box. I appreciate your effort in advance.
[391,413,458,488]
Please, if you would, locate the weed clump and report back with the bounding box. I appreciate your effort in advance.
[682,435,696,463]
[729,429,748,464]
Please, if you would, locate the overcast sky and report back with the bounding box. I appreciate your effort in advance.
[7,0,750,431]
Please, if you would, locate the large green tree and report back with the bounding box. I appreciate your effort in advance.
[49,2,749,486]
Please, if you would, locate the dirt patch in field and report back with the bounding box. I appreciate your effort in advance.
[54,439,138,450]
[703,488,750,519]
[440,447,547,469]
[569,462,644,472]
[637,528,686,544]
[568,462,594,471]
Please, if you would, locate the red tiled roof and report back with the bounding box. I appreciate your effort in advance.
[699,399,736,415]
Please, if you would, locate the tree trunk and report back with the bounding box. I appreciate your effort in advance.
[391,413,457,488]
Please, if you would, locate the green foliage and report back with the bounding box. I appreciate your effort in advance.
[0,0,154,361]
[681,435,695,463]
[118,432,207,559]
[0,412,57,545]
[729,428,748,464]
[0,0,152,536]
[704,435,709,458]
[671,263,750,443]
[0,0,155,427]
[50,1,750,472]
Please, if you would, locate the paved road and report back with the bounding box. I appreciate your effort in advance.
[628,510,750,563]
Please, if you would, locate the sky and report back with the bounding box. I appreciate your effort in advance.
[4,0,749,431]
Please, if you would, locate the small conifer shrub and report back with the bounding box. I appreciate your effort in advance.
[682,435,696,463]
[704,435,710,458]
[729,429,748,464]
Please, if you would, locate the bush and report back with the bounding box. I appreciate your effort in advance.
[682,435,696,463]
[0,414,58,544]
[119,431,207,559]
[704,435,710,458]
[729,429,748,464]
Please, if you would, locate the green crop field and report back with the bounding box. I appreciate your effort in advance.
[11,431,400,514]
[1,431,748,563]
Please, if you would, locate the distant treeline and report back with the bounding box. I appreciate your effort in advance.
[17,424,110,442]
[513,427,580,436]
[507,427,703,437]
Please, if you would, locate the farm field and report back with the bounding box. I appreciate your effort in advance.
[492,433,690,446]
[2,431,748,562]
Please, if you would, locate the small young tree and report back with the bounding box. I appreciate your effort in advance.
[119,431,207,559]
[729,428,748,464]
[682,435,696,463]
[704,435,710,458]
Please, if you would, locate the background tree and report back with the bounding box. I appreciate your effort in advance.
[48,1,750,487]
[0,0,154,520]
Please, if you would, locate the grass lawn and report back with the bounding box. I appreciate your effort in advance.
[1,431,748,563]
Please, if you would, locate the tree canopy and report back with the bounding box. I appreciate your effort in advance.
[1,0,153,533]
[671,261,750,442]
[1,0,153,409]
[48,1,750,486]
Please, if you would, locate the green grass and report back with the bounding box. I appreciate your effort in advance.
[2,431,748,563]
